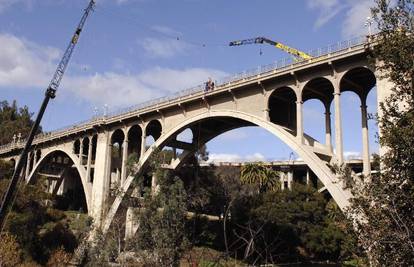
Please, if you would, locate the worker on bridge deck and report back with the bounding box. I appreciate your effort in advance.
[205,77,215,92]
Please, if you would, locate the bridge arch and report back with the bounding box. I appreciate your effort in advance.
[127,125,143,157]
[340,66,376,103]
[302,77,335,147]
[268,86,297,130]
[146,119,162,141]
[102,109,352,233]
[27,148,91,212]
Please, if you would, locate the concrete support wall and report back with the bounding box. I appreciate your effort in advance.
[91,131,111,226]
[375,68,395,158]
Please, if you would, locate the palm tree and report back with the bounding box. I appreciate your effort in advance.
[240,162,280,192]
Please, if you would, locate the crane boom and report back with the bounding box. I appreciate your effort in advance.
[229,37,312,60]
[49,0,95,97]
[0,0,96,233]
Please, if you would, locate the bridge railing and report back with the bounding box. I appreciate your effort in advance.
[0,35,368,153]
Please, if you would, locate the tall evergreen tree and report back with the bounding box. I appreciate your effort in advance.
[349,1,414,265]
[0,100,40,146]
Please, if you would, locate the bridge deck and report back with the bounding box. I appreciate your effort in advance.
[0,36,369,155]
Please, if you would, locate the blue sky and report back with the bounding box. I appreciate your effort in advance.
[0,0,378,162]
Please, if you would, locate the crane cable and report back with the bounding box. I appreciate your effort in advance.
[95,6,228,48]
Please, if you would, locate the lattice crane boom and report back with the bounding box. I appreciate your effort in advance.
[229,36,312,60]
[48,0,95,97]
[0,0,96,232]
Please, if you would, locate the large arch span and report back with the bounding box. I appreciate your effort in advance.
[26,148,91,212]
[102,110,352,233]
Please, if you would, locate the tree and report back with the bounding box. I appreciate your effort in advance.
[348,1,414,266]
[240,162,280,193]
[0,232,22,267]
[132,150,189,266]
[0,100,40,145]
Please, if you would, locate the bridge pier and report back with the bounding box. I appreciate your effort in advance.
[91,132,112,226]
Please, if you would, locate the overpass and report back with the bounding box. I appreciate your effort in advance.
[0,35,393,234]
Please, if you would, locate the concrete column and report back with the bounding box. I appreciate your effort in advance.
[79,139,84,166]
[33,152,38,168]
[140,130,146,159]
[121,140,129,185]
[25,152,31,179]
[115,168,120,186]
[306,168,310,186]
[107,144,113,189]
[361,103,371,176]
[296,100,304,144]
[333,90,344,164]
[173,148,177,160]
[151,172,159,195]
[264,108,270,121]
[86,136,93,183]
[125,207,140,239]
[91,132,112,223]
[287,170,293,190]
[324,105,332,151]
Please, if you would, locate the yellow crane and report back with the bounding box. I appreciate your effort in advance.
[229,37,312,60]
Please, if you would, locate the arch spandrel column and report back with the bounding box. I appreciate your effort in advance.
[360,99,371,176]
[86,136,93,183]
[324,102,333,152]
[140,123,147,159]
[25,152,32,179]
[79,139,84,166]
[333,83,344,164]
[121,139,128,184]
[296,98,304,144]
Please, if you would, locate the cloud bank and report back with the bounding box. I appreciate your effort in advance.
[0,33,227,108]
[308,0,375,38]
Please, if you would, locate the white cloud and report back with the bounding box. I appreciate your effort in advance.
[151,25,182,37]
[344,151,362,159]
[208,152,266,163]
[139,37,191,58]
[216,129,249,141]
[0,33,227,108]
[342,0,374,38]
[307,0,344,29]
[307,0,375,38]
[0,33,59,88]
[0,0,31,12]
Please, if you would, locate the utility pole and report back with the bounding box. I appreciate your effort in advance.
[0,0,96,233]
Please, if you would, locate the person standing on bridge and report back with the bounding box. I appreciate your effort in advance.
[205,77,214,92]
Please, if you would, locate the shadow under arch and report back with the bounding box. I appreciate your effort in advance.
[101,110,352,234]
[268,86,297,131]
[27,148,91,212]
[340,66,376,101]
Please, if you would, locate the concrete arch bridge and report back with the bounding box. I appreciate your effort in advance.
[0,37,392,236]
